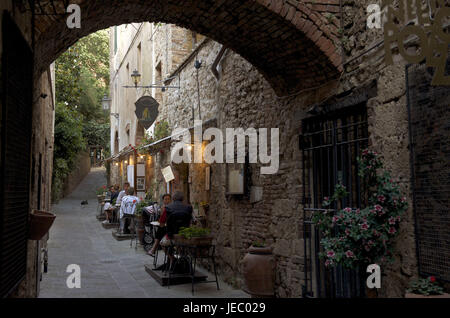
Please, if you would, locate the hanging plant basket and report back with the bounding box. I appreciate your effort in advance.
[28,210,56,240]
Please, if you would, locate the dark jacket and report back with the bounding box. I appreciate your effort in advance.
[165,201,193,238]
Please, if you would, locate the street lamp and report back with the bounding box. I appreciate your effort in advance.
[103,93,119,119]
[131,69,141,87]
[102,93,111,111]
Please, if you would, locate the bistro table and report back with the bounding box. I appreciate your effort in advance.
[167,237,220,294]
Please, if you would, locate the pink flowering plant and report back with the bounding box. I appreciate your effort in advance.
[312,149,408,269]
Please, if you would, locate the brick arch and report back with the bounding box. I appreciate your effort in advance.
[34,0,342,96]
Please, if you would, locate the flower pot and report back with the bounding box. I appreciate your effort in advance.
[28,210,56,240]
[97,195,105,204]
[242,246,276,298]
[405,293,450,298]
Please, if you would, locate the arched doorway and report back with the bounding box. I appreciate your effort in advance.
[32,0,342,96]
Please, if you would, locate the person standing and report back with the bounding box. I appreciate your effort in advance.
[119,186,140,234]
[116,182,130,206]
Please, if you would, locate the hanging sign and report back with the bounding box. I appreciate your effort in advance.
[161,166,175,183]
[135,95,159,129]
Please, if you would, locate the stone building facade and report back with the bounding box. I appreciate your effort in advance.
[107,2,449,297]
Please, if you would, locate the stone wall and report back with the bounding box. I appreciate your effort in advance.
[63,151,91,197]
[155,21,419,296]
[0,1,55,297]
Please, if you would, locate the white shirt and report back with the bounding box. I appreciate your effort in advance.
[120,195,140,219]
[116,190,126,205]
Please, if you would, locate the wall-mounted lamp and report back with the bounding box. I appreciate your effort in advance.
[123,72,180,91]
[131,69,142,87]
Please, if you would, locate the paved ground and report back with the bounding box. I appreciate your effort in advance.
[39,167,247,298]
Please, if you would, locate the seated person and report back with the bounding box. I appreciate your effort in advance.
[160,191,192,266]
[111,185,119,202]
[148,193,172,257]
[119,186,140,234]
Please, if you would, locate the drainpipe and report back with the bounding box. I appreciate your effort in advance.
[211,46,228,81]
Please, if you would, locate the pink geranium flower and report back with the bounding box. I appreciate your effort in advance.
[360,223,369,231]
[344,207,352,213]
[375,205,383,211]
[388,227,396,235]
[377,195,386,203]
[345,250,355,258]
[327,251,336,258]
[388,217,396,225]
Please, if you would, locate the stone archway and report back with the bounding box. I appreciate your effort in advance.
[31,0,342,96]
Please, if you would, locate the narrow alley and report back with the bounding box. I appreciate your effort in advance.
[39,167,246,298]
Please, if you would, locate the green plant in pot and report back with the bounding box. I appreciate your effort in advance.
[405,276,448,298]
[175,226,212,247]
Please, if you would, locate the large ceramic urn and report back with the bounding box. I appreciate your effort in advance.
[242,246,276,297]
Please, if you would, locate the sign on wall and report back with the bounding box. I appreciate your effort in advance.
[162,166,175,183]
[135,95,159,129]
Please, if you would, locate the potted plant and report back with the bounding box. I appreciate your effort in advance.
[135,198,151,243]
[174,226,213,246]
[28,210,56,240]
[242,241,276,298]
[96,185,106,203]
[312,149,409,298]
[405,276,449,298]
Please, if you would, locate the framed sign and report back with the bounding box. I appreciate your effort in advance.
[226,163,244,195]
[136,177,145,191]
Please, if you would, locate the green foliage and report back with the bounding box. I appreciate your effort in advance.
[83,120,110,150]
[53,102,86,171]
[252,241,266,248]
[178,227,211,239]
[52,29,110,202]
[135,198,153,216]
[407,277,444,296]
[139,121,170,147]
[312,149,408,269]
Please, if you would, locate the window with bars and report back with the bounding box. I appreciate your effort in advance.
[301,103,369,298]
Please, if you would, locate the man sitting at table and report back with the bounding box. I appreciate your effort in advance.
[119,186,140,234]
[160,191,192,269]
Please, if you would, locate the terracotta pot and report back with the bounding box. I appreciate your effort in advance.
[405,293,450,298]
[97,195,105,203]
[242,246,276,298]
[28,210,56,240]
